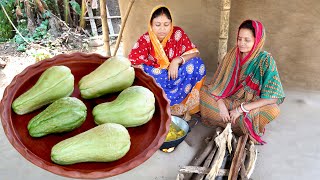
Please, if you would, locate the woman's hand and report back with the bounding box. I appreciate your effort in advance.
[132,64,143,69]
[168,57,182,80]
[217,100,230,123]
[229,107,242,124]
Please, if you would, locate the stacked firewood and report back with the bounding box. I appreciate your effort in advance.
[177,123,258,180]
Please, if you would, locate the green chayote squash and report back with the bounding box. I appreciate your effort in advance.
[79,56,135,99]
[51,123,131,165]
[12,66,74,115]
[93,86,155,127]
[27,97,87,137]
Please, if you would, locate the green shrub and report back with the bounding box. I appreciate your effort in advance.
[0,0,16,42]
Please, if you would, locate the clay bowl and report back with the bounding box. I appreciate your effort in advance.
[0,52,171,179]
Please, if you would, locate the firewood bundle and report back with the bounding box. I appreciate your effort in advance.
[177,123,258,180]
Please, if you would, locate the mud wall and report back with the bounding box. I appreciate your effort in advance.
[119,0,320,90]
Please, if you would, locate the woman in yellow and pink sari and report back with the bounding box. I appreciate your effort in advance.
[129,6,206,119]
[200,20,285,144]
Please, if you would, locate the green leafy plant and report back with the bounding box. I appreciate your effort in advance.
[0,0,16,42]
[13,9,50,52]
[70,1,81,15]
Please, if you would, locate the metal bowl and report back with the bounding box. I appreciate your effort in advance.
[159,116,190,151]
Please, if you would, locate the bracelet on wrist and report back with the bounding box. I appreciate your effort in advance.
[179,56,185,64]
[240,102,250,113]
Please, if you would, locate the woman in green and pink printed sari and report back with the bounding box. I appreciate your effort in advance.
[200,20,285,144]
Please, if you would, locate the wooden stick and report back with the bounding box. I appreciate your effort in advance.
[113,0,135,56]
[205,123,233,180]
[228,134,248,180]
[179,166,229,176]
[194,145,218,180]
[231,134,238,150]
[183,127,222,180]
[245,141,258,178]
[0,4,30,44]
[176,173,184,180]
[100,0,111,56]
[240,151,248,180]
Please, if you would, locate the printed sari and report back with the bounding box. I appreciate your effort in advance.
[129,5,206,116]
[200,20,285,144]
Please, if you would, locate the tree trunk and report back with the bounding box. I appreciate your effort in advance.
[24,0,36,33]
[34,0,46,13]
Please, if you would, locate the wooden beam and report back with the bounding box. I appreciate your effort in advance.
[193,145,218,179]
[87,4,98,36]
[228,134,248,180]
[183,127,222,180]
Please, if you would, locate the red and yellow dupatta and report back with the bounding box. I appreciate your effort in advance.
[148,5,173,69]
[208,20,265,99]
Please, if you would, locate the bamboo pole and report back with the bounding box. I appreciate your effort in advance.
[80,0,87,28]
[100,0,111,56]
[63,0,71,24]
[217,0,231,64]
[113,0,135,56]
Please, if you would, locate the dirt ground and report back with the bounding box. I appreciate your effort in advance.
[0,40,95,98]
[0,0,121,93]
[0,25,120,96]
